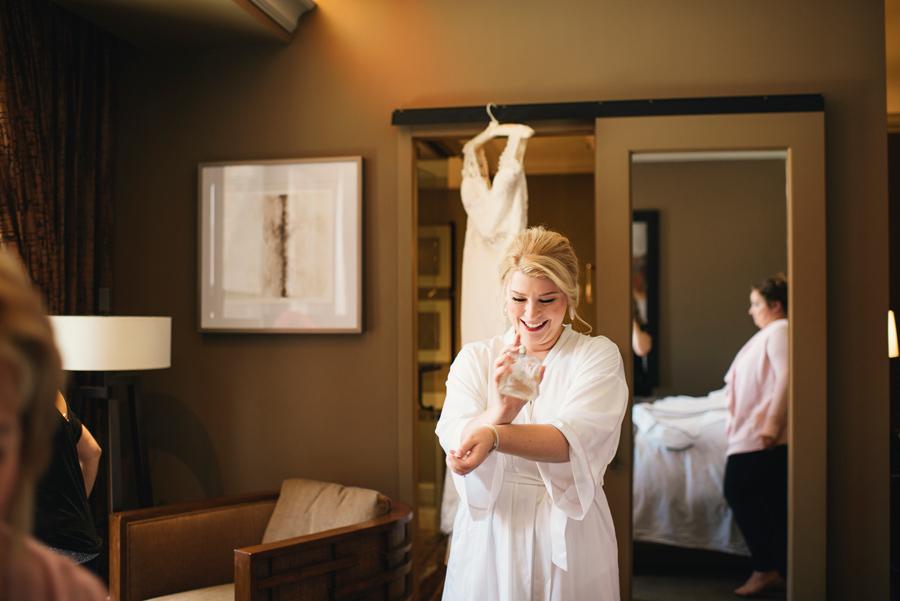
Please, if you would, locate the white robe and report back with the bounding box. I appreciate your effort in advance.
[435,326,628,601]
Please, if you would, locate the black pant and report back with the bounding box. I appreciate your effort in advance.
[723,445,788,577]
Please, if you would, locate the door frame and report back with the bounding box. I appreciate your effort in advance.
[594,112,826,601]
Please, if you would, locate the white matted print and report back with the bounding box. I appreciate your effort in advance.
[199,157,362,333]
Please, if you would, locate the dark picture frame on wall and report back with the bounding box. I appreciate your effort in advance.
[198,157,363,334]
[417,299,452,364]
[418,225,453,289]
[633,210,660,394]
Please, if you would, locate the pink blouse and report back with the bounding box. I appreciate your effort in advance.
[724,319,789,456]
[6,530,109,601]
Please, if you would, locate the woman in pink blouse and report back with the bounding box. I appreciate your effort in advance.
[723,273,789,598]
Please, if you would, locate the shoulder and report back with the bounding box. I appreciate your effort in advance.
[570,329,621,357]
[13,536,108,600]
[562,330,624,373]
[456,334,503,359]
[763,319,789,341]
[451,334,507,372]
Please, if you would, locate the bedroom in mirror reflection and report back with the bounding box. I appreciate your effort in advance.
[630,151,788,597]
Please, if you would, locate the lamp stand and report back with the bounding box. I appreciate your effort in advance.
[69,373,154,513]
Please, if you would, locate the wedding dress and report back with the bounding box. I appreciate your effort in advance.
[440,122,534,537]
[459,122,534,346]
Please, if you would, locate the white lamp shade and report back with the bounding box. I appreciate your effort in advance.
[49,316,172,371]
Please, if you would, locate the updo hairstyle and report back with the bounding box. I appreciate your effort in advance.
[752,272,788,314]
[498,226,591,333]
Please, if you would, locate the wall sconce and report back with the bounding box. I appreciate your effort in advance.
[889,310,898,359]
[49,315,171,511]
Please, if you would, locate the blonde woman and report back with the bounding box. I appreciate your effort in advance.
[0,251,107,600]
[436,226,628,600]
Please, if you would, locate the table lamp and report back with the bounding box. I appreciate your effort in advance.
[49,315,171,511]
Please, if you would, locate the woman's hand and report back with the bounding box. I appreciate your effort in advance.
[446,425,494,475]
[490,332,544,423]
[761,434,777,450]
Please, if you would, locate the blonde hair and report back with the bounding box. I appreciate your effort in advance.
[0,251,62,539]
[498,226,591,333]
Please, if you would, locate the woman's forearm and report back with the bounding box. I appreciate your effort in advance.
[494,423,570,463]
[446,422,570,476]
[76,425,102,497]
[460,400,527,442]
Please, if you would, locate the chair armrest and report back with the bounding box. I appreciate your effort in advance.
[234,499,413,601]
[110,491,278,601]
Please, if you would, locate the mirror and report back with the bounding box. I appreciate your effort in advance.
[594,112,826,601]
[629,152,788,597]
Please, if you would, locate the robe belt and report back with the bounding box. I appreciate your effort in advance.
[502,471,543,486]
[502,470,570,571]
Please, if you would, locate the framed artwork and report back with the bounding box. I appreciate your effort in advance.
[418,299,451,364]
[632,210,660,390]
[418,224,453,289]
[198,157,362,333]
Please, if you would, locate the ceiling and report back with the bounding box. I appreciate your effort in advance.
[49,0,308,49]
[51,1,898,125]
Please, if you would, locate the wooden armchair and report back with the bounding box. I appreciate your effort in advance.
[109,479,413,601]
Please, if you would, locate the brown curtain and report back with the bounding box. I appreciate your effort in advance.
[0,0,115,315]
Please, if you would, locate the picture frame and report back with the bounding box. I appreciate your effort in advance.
[418,299,452,363]
[418,225,453,289]
[198,157,363,333]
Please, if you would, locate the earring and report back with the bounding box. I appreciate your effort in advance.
[502,305,508,316]
[569,307,575,321]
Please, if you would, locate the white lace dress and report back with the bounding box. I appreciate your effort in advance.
[458,124,532,347]
[441,124,533,536]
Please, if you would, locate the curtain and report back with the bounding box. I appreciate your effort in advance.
[0,0,116,315]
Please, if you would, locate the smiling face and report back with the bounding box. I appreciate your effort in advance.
[505,270,567,355]
[749,289,784,330]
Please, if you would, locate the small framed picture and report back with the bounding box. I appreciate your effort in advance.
[418,299,452,364]
[418,225,453,289]
[198,157,362,333]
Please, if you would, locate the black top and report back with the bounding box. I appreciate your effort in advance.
[33,404,102,554]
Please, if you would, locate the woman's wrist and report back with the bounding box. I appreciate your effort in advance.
[483,423,500,453]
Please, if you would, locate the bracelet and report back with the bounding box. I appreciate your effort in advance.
[483,423,500,453]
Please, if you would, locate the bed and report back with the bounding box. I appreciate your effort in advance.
[632,388,749,556]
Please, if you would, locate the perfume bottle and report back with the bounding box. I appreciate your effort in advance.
[498,345,542,402]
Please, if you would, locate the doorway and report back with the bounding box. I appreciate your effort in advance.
[412,130,597,600]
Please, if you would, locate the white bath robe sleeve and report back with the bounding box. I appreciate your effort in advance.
[435,326,629,601]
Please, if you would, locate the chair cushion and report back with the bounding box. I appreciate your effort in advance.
[146,583,233,601]
[262,478,391,544]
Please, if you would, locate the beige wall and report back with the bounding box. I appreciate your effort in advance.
[114,1,888,598]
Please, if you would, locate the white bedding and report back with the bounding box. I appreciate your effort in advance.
[632,389,749,555]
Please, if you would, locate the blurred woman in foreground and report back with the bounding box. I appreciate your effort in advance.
[0,251,107,599]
